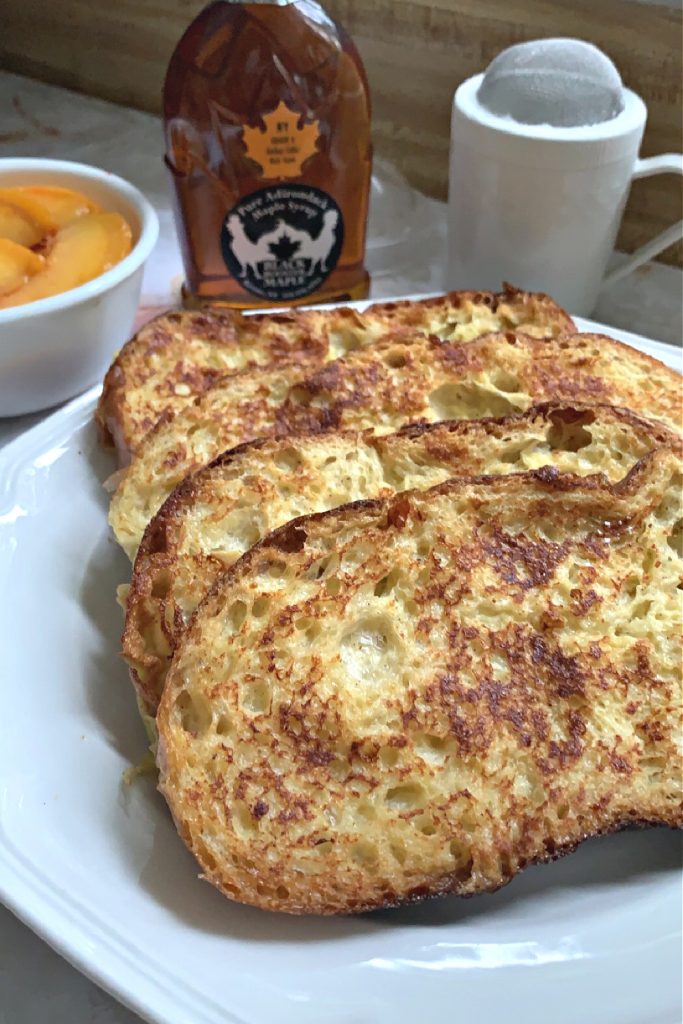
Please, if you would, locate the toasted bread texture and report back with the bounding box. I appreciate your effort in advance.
[96,287,573,463]
[124,404,679,717]
[109,331,682,559]
[157,449,683,915]
[95,308,329,464]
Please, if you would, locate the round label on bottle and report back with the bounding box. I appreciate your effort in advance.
[221,185,344,301]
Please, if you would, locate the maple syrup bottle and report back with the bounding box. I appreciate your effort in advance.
[164,0,372,309]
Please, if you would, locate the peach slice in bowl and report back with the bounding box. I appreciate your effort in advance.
[0,159,159,417]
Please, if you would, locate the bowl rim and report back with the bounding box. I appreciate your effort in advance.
[0,158,160,324]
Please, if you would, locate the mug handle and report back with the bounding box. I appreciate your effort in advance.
[602,153,683,287]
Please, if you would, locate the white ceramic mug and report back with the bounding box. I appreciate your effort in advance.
[447,74,683,316]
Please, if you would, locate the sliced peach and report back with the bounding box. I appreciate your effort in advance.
[0,213,133,309]
[0,238,46,297]
[17,186,100,227]
[0,188,54,232]
[100,211,133,267]
[0,200,44,247]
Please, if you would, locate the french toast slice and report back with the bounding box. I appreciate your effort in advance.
[109,331,682,559]
[96,287,573,463]
[95,308,330,464]
[124,404,679,717]
[157,448,683,915]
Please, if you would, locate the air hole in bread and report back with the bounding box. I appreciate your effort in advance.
[498,445,528,465]
[373,568,401,598]
[276,884,290,900]
[288,386,311,407]
[328,758,349,783]
[490,369,520,393]
[352,839,378,866]
[267,560,288,578]
[379,746,400,768]
[383,349,407,369]
[228,600,247,631]
[252,596,270,617]
[415,814,437,836]
[547,413,593,452]
[273,447,303,471]
[390,841,406,864]
[313,839,334,855]
[428,382,520,421]
[325,576,341,597]
[216,713,233,737]
[307,555,334,580]
[239,679,271,714]
[175,689,212,737]
[200,846,218,872]
[556,801,569,820]
[151,569,172,598]
[385,783,426,811]
[332,329,362,355]
[310,392,332,410]
[417,539,431,558]
[624,574,640,598]
[499,852,513,877]
[414,733,450,765]
[640,754,667,771]
[355,800,376,822]
[306,622,322,643]
[323,455,337,466]
[450,846,474,882]
[667,518,682,557]
[232,801,257,838]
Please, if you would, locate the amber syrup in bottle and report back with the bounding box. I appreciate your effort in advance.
[163,0,372,309]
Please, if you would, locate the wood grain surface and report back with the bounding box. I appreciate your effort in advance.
[1,0,681,264]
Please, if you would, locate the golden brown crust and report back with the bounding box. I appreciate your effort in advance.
[157,449,682,914]
[109,329,682,560]
[364,283,574,337]
[123,403,680,717]
[275,331,682,437]
[96,288,574,464]
[95,308,333,464]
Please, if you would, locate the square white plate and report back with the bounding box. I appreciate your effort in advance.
[0,312,681,1024]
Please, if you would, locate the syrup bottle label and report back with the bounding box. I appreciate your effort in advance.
[242,101,320,179]
[221,184,344,302]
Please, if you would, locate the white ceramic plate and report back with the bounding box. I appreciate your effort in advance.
[0,312,681,1024]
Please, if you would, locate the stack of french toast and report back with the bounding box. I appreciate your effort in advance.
[97,286,682,915]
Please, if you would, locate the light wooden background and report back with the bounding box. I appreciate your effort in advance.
[1,0,681,264]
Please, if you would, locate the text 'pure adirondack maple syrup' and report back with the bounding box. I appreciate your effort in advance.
[163,0,372,309]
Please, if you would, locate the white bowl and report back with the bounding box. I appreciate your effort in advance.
[0,158,159,417]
